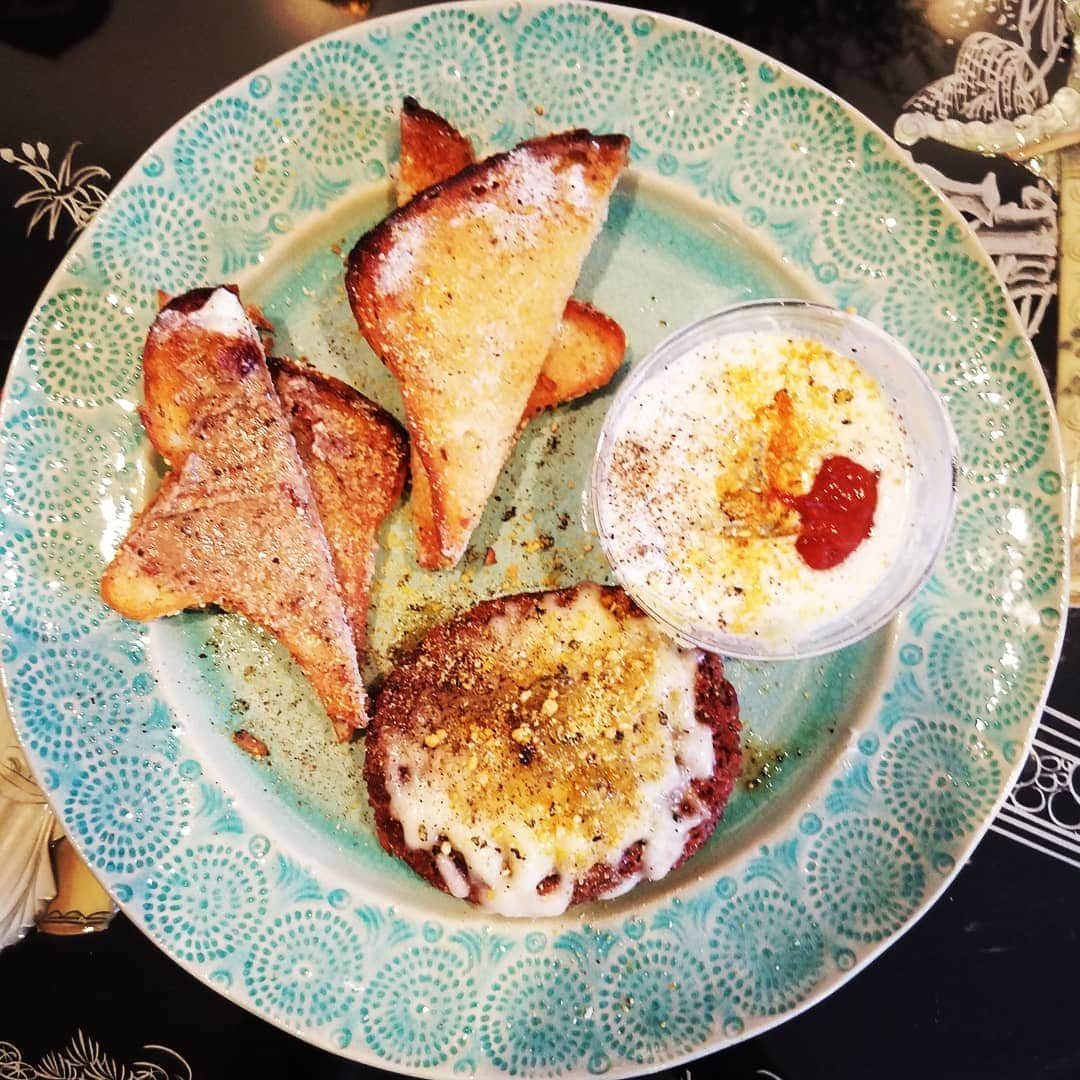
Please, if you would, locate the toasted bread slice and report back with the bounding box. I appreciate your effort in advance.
[269,358,408,655]
[101,287,367,741]
[396,104,626,564]
[349,130,629,568]
[521,300,625,421]
[397,96,474,206]
[365,583,741,915]
[396,100,626,421]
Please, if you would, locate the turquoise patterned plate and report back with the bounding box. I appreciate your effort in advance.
[0,2,1067,1075]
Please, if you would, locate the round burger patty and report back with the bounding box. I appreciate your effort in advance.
[365,582,741,916]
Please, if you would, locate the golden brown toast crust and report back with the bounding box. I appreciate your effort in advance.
[364,583,742,910]
[269,358,408,656]
[348,129,629,569]
[137,285,243,464]
[397,96,475,206]
[521,299,625,421]
[405,443,443,569]
[100,287,367,741]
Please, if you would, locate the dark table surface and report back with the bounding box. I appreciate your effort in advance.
[1,2,1077,1078]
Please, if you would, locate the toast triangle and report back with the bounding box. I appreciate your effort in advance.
[348,129,628,568]
[395,101,626,421]
[100,287,367,741]
[269,358,408,658]
[397,96,474,206]
[395,107,627,566]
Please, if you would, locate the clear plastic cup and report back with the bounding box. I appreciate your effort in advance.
[589,299,958,660]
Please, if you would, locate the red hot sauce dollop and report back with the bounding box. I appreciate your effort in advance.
[777,455,879,570]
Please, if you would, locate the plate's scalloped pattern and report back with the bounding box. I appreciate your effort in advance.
[0,3,1065,1076]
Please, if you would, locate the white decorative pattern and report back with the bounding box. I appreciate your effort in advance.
[894,1,1070,337]
[918,164,1058,336]
[991,707,1080,866]
[0,1033,190,1080]
[894,0,1069,152]
[0,142,110,241]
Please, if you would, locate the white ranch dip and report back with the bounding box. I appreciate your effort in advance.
[596,331,913,650]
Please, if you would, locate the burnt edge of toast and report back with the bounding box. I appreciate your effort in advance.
[401,95,474,146]
[364,583,741,910]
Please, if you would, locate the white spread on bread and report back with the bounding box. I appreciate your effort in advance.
[374,217,427,295]
[379,585,716,917]
[156,286,254,339]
